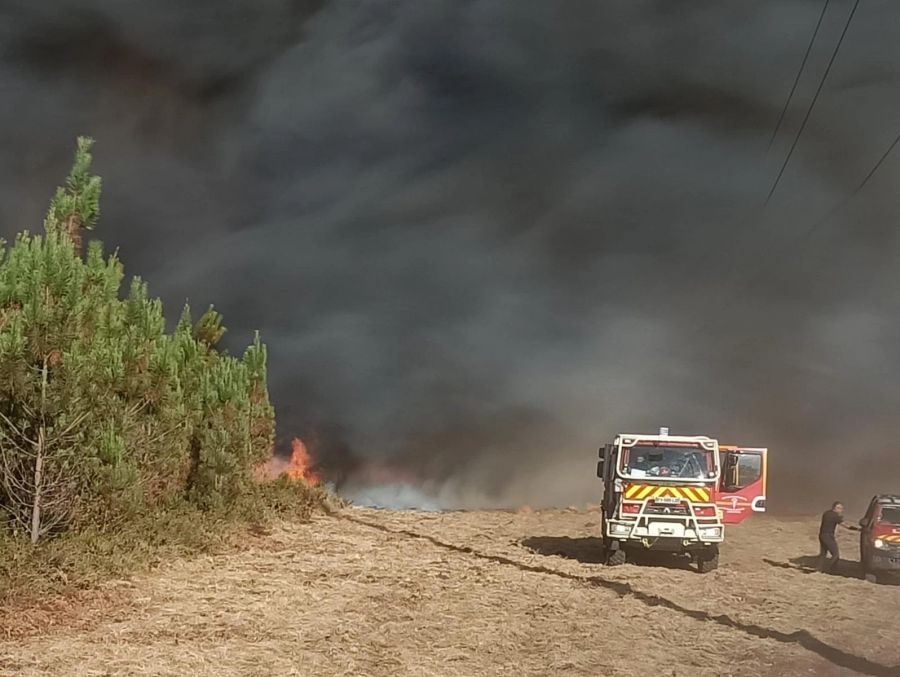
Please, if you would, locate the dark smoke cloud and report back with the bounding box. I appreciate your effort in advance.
[2,0,900,512]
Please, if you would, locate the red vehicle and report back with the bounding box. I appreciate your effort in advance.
[597,429,725,573]
[596,433,769,573]
[859,494,900,584]
[715,445,768,524]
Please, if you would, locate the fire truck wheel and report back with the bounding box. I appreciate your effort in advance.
[606,548,627,566]
[696,550,719,574]
[861,557,878,583]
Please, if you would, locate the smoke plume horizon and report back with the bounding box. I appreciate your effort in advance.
[3,0,900,514]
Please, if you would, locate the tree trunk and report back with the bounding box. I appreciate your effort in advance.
[30,358,49,544]
[65,214,83,257]
[186,433,201,494]
[30,428,44,544]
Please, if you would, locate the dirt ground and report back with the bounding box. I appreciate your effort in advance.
[1,507,898,677]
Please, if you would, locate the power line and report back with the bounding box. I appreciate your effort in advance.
[706,128,898,365]
[623,2,847,318]
[765,128,900,271]
[848,131,900,199]
[768,0,833,151]
[766,0,861,205]
[608,0,871,344]
[678,127,900,351]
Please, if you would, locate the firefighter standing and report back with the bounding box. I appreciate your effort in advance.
[818,501,856,573]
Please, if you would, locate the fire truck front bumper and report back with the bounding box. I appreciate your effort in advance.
[870,548,900,572]
[607,520,724,544]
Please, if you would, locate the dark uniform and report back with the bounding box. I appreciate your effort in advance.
[818,509,843,572]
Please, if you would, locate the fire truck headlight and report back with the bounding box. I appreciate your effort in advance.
[611,524,631,535]
[700,527,722,539]
[874,538,886,550]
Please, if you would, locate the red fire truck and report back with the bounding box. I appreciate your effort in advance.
[597,429,768,572]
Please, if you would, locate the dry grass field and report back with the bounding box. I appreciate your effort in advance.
[1,507,898,676]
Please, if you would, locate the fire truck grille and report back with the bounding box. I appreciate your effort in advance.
[644,503,689,515]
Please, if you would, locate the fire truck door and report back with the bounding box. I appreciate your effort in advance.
[718,447,767,524]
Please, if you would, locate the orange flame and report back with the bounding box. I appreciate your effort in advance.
[255,437,321,486]
[285,437,321,486]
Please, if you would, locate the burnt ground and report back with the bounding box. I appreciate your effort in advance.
[1,507,898,676]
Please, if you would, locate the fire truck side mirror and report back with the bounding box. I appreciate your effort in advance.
[859,517,869,528]
[597,444,614,478]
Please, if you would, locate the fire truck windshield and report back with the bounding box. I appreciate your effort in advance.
[620,445,715,480]
[881,506,900,524]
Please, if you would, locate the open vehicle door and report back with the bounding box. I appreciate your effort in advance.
[717,446,767,524]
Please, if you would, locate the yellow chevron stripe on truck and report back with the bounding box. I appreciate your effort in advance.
[623,485,711,502]
[636,485,655,499]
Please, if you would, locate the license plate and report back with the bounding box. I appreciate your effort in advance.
[654,497,680,504]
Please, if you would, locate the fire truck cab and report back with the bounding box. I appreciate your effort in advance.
[597,428,724,573]
[859,494,900,584]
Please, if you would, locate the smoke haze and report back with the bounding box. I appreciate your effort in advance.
[2,0,900,513]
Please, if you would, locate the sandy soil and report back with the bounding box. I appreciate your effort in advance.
[1,507,898,677]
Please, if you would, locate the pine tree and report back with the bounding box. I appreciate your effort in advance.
[44,137,101,258]
[0,139,275,542]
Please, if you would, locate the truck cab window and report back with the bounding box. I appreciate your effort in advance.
[725,453,762,490]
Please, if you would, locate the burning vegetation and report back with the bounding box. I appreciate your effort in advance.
[256,438,321,486]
